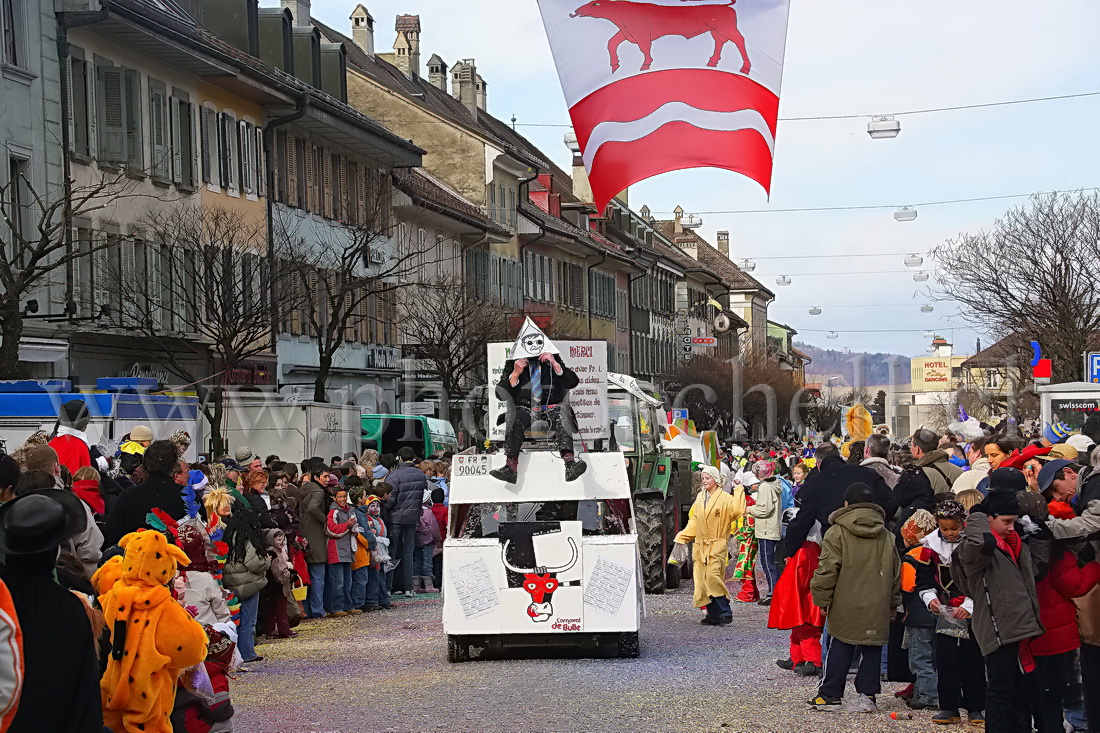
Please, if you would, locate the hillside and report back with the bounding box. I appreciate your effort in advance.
[796,342,912,386]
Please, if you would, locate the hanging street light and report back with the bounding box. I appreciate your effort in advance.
[776,275,792,286]
[736,258,757,273]
[923,330,935,338]
[867,115,901,140]
[926,345,937,354]
[827,331,839,339]
[904,253,924,267]
[895,206,918,222]
[809,306,822,316]
[921,304,934,313]
[913,271,930,282]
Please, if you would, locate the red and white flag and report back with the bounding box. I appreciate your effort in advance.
[537,0,792,211]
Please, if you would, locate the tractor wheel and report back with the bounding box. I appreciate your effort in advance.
[447,635,471,663]
[635,496,667,595]
[617,631,640,658]
[664,493,681,589]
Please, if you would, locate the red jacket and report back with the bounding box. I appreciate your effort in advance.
[48,434,91,475]
[1033,549,1100,656]
[431,505,448,540]
[72,479,105,515]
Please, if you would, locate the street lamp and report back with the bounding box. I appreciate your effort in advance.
[913,271,930,282]
[827,331,839,339]
[867,116,901,139]
[904,253,924,267]
[895,207,918,222]
[736,258,757,273]
[809,306,822,316]
[923,330,935,338]
[921,304,934,313]
[776,275,792,286]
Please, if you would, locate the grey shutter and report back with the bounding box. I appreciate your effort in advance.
[186,104,198,187]
[255,126,265,198]
[97,65,125,162]
[123,70,142,168]
[85,59,97,158]
[150,85,167,177]
[200,107,212,183]
[169,97,182,183]
[66,57,75,152]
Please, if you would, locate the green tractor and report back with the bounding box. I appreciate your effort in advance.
[607,373,694,595]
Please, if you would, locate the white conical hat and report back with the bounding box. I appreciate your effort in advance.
[509,317,559,359]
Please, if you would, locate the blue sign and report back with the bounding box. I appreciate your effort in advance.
[1088,353,1100,384]
[672,409,689,421]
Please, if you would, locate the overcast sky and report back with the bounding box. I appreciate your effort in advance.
[307,0,1100,359]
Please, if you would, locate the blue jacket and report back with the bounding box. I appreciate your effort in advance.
[386,462,428,525]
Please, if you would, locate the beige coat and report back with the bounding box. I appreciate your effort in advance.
[675,487,745,608]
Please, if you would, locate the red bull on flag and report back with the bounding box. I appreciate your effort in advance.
[536,0,793,211]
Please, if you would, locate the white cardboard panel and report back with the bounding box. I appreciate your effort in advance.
[449,452,632,505]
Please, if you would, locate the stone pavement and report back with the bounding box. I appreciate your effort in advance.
[233,584,932,733]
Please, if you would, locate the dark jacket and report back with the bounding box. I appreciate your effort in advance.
[780,456,897,560]
[387,462,428,525]
[496,354,580,410]
[892,466,936,550]
[953,512,1045,656]
[242,492,276,529]
[901,546,938,628]
[810,503,901,646]
[102,474,187,548]
[298,481,329,565]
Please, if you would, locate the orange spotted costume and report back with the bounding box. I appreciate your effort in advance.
[97,530,208,733]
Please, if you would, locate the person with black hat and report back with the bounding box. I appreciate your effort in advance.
[954,488,1044,733]
[0,455,19,505]
[0,490,103,732]
[47,399,108,476]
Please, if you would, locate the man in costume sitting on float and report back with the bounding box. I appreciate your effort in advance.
[490,318,587,484]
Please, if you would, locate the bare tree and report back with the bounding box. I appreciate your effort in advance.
[933,191,1100,382]
[278,174,445,404]
[0,163,147,377]
[103,204,296,455]
[397,275,511,421]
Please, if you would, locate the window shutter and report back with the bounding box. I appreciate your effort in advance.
[123,70,142,168]
[285,134,298,207]
[303,142,315,212]
[216,112,227,186]
[98,65,125,162]
[238,121,250,193]
[186,103,198,188]
[200,107,212,183]
[322,151,333,218]
[169,97,183,183]
[255,126,265,198]
[146,241,161,322]
[572,265,583,309]
[66,58,75,152]
[85,60,97,158]
[150,86,167,177]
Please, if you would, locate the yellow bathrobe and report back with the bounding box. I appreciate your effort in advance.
[675,488,746,609]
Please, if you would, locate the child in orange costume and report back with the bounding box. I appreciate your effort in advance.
[98,529,208,733]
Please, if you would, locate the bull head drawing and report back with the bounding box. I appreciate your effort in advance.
[502,537,579,622]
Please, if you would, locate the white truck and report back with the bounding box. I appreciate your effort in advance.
[220,397,361,465]
[442,450,644,662]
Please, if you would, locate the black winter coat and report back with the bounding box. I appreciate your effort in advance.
[496,355,580,410]
[387,462,428,525]
[892,466,936,551]
[102,474,187,548]
[780,456,897,561]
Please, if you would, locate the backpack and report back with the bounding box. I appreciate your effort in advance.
[777,476,796,514]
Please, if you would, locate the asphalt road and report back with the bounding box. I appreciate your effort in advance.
[232,582,932,733]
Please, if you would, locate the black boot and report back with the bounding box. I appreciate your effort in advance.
[564,459,587,482]
[490,465,518,484]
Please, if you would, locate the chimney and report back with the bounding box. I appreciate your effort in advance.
[350,4,374,56]
[475,73,487,111]
[426,53,447,93]
[673,205,684,235]
[281,0,310,26]
[392,14,420,78]
[717,231,729,258]
[564,133,593,205]
[451,58,478,116]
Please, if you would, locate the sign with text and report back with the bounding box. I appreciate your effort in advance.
[487,341,609,441]
[401,401,435,416]
[917,358,952,388]
[1088,352,1100,384]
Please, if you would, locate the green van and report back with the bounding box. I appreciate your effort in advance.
[360,414,460,459]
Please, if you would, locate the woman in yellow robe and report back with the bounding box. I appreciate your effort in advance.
[673,466,746,625]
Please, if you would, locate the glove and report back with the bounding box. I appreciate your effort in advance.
[669,542,689,566]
